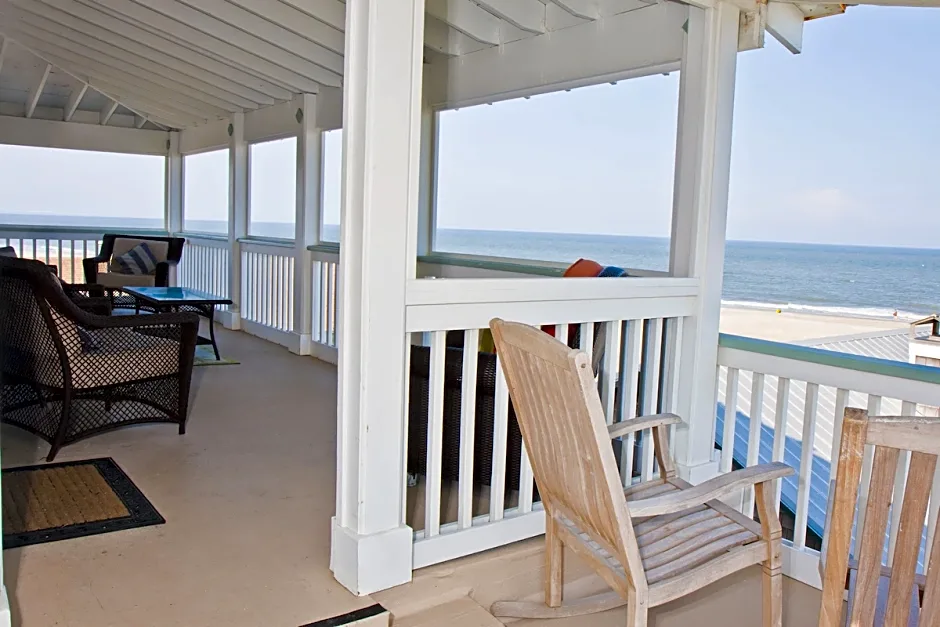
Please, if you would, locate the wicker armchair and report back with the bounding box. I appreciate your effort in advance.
[0,256,199,461]
[83,234,185,289]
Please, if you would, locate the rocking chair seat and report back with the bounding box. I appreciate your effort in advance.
[561,478,763,589]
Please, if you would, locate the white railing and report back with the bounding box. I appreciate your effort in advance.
[240,239,295,337]
[405,276,698,568]
[0,228,114,283]
[716,334,940,588]
[310,245,339,349]
[177,235,229,300]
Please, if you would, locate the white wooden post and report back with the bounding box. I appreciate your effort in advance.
[225,112,248,330]
[291,93,321,355]
[331,0,425,596]
[165,131,183,286]
[669,2,740,484]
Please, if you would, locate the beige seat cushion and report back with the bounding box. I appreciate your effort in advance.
[111,238,169,263]
[96,272,157,288]
[69,328,180,389]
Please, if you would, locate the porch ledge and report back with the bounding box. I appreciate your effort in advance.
[417,253,565,278]
[719,333,940,386]
[308,242,340,254]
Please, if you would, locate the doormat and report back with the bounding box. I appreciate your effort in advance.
[3,457,164,549]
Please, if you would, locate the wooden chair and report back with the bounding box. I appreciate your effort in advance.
[819,408,940,626]
[488,319,794,626]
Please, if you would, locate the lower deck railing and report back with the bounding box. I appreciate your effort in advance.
[405,275,698,567]
[716,334,940,588]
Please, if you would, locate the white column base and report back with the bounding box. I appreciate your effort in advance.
[330,518,413,596]
[676,453,720,485]
[0,586,11,627]
[216,309,241,331]
[288,333,313,356]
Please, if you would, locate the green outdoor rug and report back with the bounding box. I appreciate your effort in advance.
[194,345,239,367]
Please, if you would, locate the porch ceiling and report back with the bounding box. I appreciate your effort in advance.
[0,0,668,132]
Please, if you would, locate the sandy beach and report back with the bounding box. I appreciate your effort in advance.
[719,306,907,343]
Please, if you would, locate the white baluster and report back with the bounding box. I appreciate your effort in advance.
[458,329,480,529]
[490,354,510,522]
[794,383,819,550]
[424,331,447,538]
[720,367,740,474]
[743,372,765,516]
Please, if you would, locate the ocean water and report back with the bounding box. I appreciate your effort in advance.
[436,229,940,321]
[3,213,938,321]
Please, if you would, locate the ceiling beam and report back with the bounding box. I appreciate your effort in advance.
[218,0,345,54]
[25,63,52,118]
[424,15,490,55]
[775,0,940,4]
[471,0,546,33]
[425,0,506,45]
[63,82,87,121]
[767,2,804,54]
[547,0,599,19]
[100,99,119,125]
[135,114,146,128]
[4,25,230,119]
[6,0,277,106]
[81,0,326,91]
[8,37,201,127]
[278,0,345,31]
[27,0,292,100]
[3,9,260,111]
[6,37,175,128]
[89,0,342,83]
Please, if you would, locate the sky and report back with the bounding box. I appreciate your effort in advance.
[0,6,937,248]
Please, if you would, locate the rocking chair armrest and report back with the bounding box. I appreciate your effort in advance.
[627,462,794,518]
[608,413,682,440]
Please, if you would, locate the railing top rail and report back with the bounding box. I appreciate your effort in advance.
[0,224,169,238]
[719,333,940,387]
[176,231,228,243]
[238,236,295,251]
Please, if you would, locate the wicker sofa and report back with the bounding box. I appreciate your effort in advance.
[0,256,199,461]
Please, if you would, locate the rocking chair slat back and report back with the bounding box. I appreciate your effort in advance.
[490,318,646,590]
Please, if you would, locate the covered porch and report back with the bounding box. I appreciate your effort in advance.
[2,0,940,625]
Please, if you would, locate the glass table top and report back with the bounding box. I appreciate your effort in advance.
[123,286,232,304]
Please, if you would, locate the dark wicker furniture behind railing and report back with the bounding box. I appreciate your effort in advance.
[0,256,199,461]
[407,326,641,497]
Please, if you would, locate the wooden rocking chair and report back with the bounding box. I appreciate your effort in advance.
[819,408,940,626]
[488,319,795,626]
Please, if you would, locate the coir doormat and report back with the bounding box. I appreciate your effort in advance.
[3,457,164,549]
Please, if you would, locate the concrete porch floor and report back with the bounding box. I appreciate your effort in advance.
[1,327,373,627]
[1,324,828,627]
[377,537,824,627]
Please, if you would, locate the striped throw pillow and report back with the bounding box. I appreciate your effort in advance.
[110,242,159,275]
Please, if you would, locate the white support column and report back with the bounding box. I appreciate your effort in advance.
[225,112,248,330]
[292,93,321,355]
[165,131,183,285]
[669,1,740,484]
[331,0,425,596]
